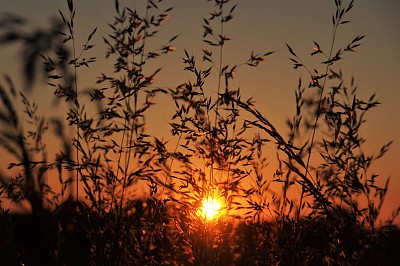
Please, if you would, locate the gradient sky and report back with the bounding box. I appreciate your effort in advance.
[1,0,399,222]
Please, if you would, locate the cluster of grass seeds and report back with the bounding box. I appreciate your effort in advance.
[227,0,399,263]
[281,0,396,231]
[166,0,399,264]
[0,0,181,264]
[0,0,399,265]
[161,0,282,263]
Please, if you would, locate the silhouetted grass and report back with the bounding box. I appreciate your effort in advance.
[0,0,399,265]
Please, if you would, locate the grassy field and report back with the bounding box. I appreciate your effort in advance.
[0,0,399,265]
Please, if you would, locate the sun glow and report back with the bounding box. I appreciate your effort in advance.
[200,197,222,220]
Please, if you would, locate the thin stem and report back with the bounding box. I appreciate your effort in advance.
[70,12,80,204]
[210,2,225,191]
[215,3,224,129]
[297,9,340,221]
[120,0,150,213]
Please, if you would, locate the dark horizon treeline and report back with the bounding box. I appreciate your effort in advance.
[1,199,400,265]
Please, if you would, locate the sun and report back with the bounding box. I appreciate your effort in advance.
[200,197,222,220]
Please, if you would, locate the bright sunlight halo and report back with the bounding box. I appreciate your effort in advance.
[200,198,221,220]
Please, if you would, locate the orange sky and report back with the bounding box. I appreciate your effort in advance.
[0,0,399,223]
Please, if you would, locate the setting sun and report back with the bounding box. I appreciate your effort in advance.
[200,198,222,220]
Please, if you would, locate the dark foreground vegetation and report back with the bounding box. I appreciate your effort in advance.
[0,0,399,265]
[1,200,400,265]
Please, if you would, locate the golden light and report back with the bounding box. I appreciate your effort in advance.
[200,197,222,220]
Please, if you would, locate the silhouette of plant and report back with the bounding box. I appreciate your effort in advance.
[0,0,398,265]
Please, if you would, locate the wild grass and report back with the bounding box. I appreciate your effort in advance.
[0,0,399,265]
